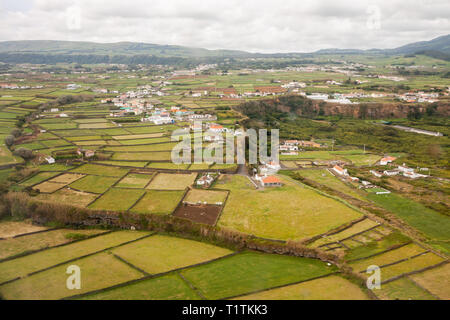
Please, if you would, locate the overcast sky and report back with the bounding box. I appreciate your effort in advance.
[0,0,449,53]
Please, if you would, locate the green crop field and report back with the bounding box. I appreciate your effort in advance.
[0,231,149,284]
[180,251,336,299]
[234,275,369,300]
[216,175,362,241]
[130,190,184,215]
[111,235,233,275]
[89,188,145,211]
[69,175,120,194]
[147,173,197,191]
[70,164,129,178]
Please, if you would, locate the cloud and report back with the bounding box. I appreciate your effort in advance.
[0,0,448,53]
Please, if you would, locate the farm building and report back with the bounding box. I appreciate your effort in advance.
[255,175,283,188]
[196,174,215,188]
[380,156,397,165]
[332,165,348,177]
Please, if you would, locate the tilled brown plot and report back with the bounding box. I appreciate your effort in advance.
[173,203,222,226]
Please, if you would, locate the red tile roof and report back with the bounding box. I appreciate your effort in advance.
[262,176,282,184]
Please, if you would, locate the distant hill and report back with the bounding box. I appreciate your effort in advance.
[388,34,450,55]
[0,34,448,64]
[0,40,251,58]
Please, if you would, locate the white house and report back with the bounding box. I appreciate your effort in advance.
[45,157,55,164]
[380,156,397,166]
[370,170,383,178]
[383,170,399,176]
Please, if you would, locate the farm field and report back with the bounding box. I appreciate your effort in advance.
[89,188,146,211]
[147,173,197,190]
[216,175,362,241]
[130,190,185,215]
[233,275,369,300]
[0,231,149,284]
[295,169,367,200]
[180,251,336,300]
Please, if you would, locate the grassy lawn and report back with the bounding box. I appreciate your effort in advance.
[234,275,369,300]
[0,229,106,260]
[89,188,145,211]
[181,251,336,300]
[130,190,184,215]
[367,193,450,254]
[184,189,228,204]
[35,188,99,207]
[409,263,450,300]
[69,175,120,194]
[0,252,144,300]
[375,277,437,300]
[295,169,366,200]
[147,173,197,191]
[111,235,233,274]
[80,273,201,300]
[216,175,362,241]
[116,173,154,188]
[0,231,149,284]
[341,154,381,166]
[70,164,129,178]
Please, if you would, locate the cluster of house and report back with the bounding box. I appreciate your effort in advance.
[399,92,439,103]
[0,83,44,90]
[280,140,322,155]
[253,160,283,188]
[371,164,429,180]
[331,165,389,193]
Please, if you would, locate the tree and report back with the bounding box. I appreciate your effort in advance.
[13,148,34,160]
[10,128,22,138]
[5,135,14,147]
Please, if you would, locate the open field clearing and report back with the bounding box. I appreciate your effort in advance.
[308,218,380,248]
[409,263,450,299]
[111,235,233,275]
[375,277,437,300]
[116,173,154,189]
[0,221,49,239]
[0,229,107,260]
[295,169,366,200]
[80,273,201,300]
[118,137,171,145]
[233,275,369,300]
[147,173,197,191]
[69,175,120,194]
[184,189,228,205]
[0,231,149,284]
[20,172,62,187]
[216,175,362,241]
[378,252,445,281]
[104,142,177,152]
[0,252,144,300]
[89,188,145,211]
[112,133,165,140]
[35,188,99,207]
[95,161,149,168]
[146,162,191,170]
[38,164,75,172]
[349,243,429,272]
[70,164,129,178]
[343,231,411,261]
[180,251,336,300]
[367,193,450,254]
[48,173,85,184]
[32,181,66,193]
[341,154,381,166]
[130,190,184,215]
[112,152,172,161]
